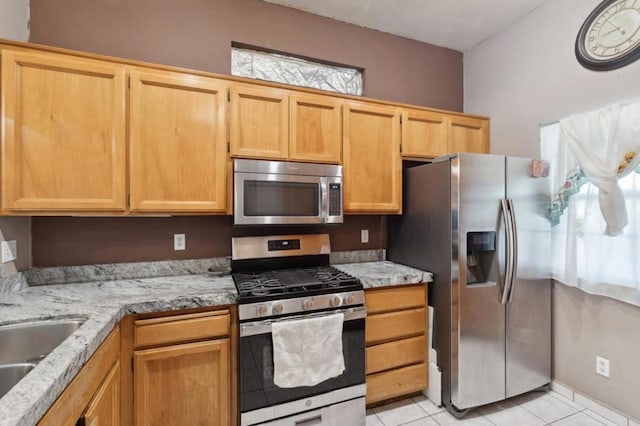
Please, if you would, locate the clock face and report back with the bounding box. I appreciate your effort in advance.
[576,0,640,70]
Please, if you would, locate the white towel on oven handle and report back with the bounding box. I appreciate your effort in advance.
[272,312,345,388]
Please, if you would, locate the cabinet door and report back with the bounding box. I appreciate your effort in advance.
[401,109,448,158]
[448,115,490,154]
[129,71,228,212]
[290,94,342,164]
[82,361,121,426]
[230,84,289,160]
[134,339,230,426]
[1,50,126,211]
[343,102,402,213]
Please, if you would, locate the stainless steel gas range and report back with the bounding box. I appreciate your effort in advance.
[232,234,366,426]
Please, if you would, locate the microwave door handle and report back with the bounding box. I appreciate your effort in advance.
[320,178,329,221]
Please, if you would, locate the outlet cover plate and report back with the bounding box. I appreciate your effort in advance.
[174,234,186,251]
[596,356,610,378]
[360,229,369,244]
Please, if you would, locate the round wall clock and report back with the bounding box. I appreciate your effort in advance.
[575,0,640,71]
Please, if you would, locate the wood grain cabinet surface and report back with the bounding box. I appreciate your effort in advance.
[401,109,490,159]
[1,49,127,212]
[129,70,228,213]
[365,285,428,405]
[131,310,232,426]
[343,101,402,214]
[38,326,121,426]
[230,84,343,164]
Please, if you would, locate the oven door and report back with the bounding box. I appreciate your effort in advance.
[239,307,366,424]
[234,171,327,225]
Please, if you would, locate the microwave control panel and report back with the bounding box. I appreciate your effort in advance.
[329,183,342,216]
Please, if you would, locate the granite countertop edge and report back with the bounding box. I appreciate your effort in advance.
[0,260,430,426]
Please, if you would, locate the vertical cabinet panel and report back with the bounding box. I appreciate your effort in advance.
[82,361,121,426]
[129,71,228,212]
[134,339,230,426]
[448,115,489,154]
[343,102,402,213]
[1,50,126,211]
[230,85,289,160]
[401,109,448,158]
[290,94,342,163]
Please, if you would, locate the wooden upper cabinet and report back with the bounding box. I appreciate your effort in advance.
[1,49,126,212]
[230,84,289,160]
[134,339,230,426]
[129,70,228,213]
[343,102,402,213]
[290,94,342,163]
[401,109,448,159]
[448,115,490,154]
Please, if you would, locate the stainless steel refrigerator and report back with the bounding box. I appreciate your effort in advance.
[388,153,551,417]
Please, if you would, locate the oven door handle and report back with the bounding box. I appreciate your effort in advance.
[240,306,367,337]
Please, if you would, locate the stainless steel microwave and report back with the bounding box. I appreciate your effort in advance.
[233,159,343,225]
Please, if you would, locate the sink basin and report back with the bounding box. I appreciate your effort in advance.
[0,363,36,399]
[0,318,85,399]
[0,318,86,364]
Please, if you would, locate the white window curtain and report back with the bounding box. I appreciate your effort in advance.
[541,102,640,306]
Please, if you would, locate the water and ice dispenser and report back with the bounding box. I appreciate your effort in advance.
[466,231,496,284]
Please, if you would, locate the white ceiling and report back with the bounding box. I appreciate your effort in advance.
[262,0,550,51]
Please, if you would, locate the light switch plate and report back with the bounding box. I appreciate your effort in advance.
[1,240,17,263]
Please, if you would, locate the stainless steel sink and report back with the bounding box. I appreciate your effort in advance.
[0,363,35,399]
[0,318,86,398]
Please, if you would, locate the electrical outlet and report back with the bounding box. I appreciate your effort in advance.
[596,356,610,378]
[174,234,186,251]
[1,240,16,263]
[360,229,369,244]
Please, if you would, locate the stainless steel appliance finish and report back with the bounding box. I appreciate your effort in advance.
[233,234,366,426]
[388,153,551,416]
[244,386,366,426]
[239,292,366,322]
[232,234,331,261]
[234,159,343,225]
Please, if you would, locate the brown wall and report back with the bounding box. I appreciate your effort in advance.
[28,0,456,267]
[28,0,462,110]
[32,216,387,267]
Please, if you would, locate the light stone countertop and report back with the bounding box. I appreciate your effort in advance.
[334,261,432,288]
[0,274,236,426]
[0,259,431,426]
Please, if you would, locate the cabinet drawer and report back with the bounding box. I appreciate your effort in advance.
[366,362,427,405]
[366,308,426,345]
[365,285,426,314]
[366,335,426,374]
[134,310,229,348]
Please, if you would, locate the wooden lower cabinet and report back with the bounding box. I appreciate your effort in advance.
[38,326,121,426]
[82,361,121,426]
[365,285,428,405]
[134,340,230,425]
[127,308,234,426]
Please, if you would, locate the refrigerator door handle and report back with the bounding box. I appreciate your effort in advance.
[500,198,514,304]
[506,199,518,303]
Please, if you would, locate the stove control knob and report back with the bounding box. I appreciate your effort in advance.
[343,294,354,305]
[272,303,284,315]
[256,305,268,317]
[302,298,314,311]
[329,295,342,307]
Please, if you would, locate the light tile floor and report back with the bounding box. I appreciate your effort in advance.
[366,390,621,426]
